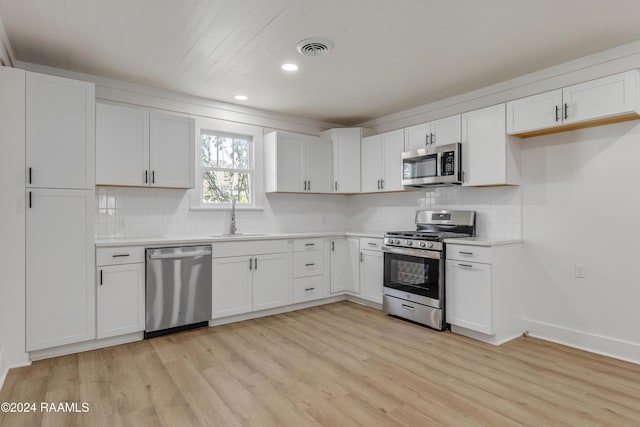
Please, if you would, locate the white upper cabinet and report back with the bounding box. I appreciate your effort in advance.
[462,103,520,187]
[26,72,95,189]
[507,70,640,136]
[264,131,332,193]
[149,112,195,188]
[562,71,638,125]
[321,127,363,193]
[506,90,562,135]
[96,103,149,186]
[404,114,461,151]
[361,129,404,192]
[96,102,195,188]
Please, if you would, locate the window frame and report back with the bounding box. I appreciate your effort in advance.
[190,118,264,211]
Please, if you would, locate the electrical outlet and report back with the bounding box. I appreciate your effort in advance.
[575,263,586,278]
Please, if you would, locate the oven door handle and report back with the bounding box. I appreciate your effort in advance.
[382,246,441,260]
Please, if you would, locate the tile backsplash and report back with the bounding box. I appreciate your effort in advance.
[347,186,522,238]
[96,186,521,239]
[95,187,350,239]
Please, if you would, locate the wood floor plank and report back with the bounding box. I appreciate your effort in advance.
[2,301,640,426]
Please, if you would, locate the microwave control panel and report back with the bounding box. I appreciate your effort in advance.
[441,151,455,176]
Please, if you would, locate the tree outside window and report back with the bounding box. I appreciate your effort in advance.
[200,132,253,204]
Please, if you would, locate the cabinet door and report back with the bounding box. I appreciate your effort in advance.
[330,238,360,294]
[381,129,405,192]
[430,114,461,146]
[332,128,361,193]
[26,189,95,351]
[445,260,492,335]
[275,132,305,192]
[26,72,95,189]
[149,112,195,189]
[96,103,150,186]
[506,90,562,135]
[461,104,508,186]
[563,70,638,125]
[97,263,145,339]
[361,135,382,192]
[404,122,431,151]
[253,252,292,311]
[304,136,333,193]
[212,256,253,318]
[359,250,383,303]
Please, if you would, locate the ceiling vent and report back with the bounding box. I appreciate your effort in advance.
[296,38,334,57]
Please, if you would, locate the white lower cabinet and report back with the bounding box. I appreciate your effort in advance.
[212,256,253,318]
[445,242,523,345]
[26,189,95,351]
[252,252,291,311]
[96,262,145,339]
[330,238,360,294]
[359,238,384,304]
[95,246,145,339]
[212,240,291,319]
[446,261,492,334]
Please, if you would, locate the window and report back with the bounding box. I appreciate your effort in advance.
[199,131,254,205]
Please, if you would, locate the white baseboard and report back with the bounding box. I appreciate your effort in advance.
[450,325,522,346]
[210,295,347,326]
[524,318,640,365]
[344,294,383,310]
[29,333,144,361]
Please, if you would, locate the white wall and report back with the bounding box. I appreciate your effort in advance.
[0,66,29,389]
[521,121,640,363]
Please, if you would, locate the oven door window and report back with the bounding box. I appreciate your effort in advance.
[384,252,440,301]
[403,154,437,180]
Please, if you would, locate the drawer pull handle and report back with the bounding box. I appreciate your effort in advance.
[401,304,415,311]
[304,243,316,247]
[458,263,473,268]
[367,242,378,246]
[99,269,103,285]
[459,251,474,255]
[112,254,130,258]
[304,287,315,291]
[305,263,316,267]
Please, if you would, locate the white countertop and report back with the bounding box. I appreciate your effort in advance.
[95,231,385,248]
[443,236,522,247]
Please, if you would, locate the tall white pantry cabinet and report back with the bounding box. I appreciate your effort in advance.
[23,71,96,351]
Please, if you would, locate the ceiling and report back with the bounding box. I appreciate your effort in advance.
[2,0,640,126]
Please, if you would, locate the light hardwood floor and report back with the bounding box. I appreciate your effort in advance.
[2,301,640,426]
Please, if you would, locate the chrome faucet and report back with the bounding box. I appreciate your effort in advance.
[229,198,237,235]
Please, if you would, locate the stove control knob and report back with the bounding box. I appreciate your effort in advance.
[394,239,400,244]
[420,241,426,248]
[427,242,434,249]
[406,240,413,246]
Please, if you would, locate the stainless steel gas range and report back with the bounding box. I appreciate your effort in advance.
[382,210,476,330]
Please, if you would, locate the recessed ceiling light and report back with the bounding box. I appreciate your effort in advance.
[281,63,299,72]
[234,94,248,101]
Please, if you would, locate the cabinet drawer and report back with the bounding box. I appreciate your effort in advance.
[360,237,383,251]
[97,246,145,266]
[293,276,326,303]
[293,251,324,278]
[446,244,492,264]
[293,238,324,252]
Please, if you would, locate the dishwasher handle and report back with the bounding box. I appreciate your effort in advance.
[147,248,212,260]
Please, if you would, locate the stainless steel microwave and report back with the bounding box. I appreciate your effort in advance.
[402,142,462,187]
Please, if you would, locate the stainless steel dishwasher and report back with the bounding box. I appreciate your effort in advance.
[145,245,212,338]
